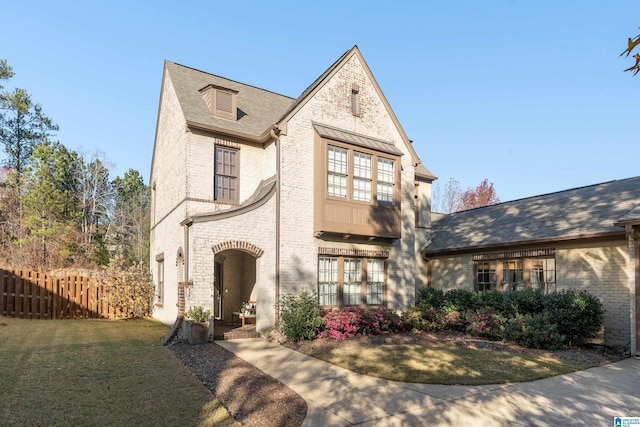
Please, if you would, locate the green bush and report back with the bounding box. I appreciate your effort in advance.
[503,312,565,350]
[276,289,325,342]
[444,289,479,311]
[416,287,445,309]
[502,289,545,317]
[543,289,604,345]
[476,290,503,312]
[185,306,211,323]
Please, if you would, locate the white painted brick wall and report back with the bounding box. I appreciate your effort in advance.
[278,51,420,309]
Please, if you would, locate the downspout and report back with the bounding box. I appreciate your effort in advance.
[270,126,282,327]
[184,223,190,284]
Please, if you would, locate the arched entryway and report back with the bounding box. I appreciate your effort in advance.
[212,241,263,339]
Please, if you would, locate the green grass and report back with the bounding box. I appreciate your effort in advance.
[0,316,238,427]
[307,343,595,385]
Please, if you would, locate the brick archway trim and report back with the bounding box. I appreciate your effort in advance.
[212,241,264,258]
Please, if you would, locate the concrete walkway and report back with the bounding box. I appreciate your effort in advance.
[217,339,640,426]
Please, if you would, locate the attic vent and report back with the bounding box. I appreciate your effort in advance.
[200,85,238,121]
[216,90,233,114]
[351,82,360,116]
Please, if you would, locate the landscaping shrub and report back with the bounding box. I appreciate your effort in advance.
[476,290,503,312]
[322,309,359,340]
[416,286,445,310]
[444,289,479,311]
[441,308,467,332]
[320,307,404,340]
[503,312,565,350]
[502,289,545,317]
[543,289,604,346]
[277,289,325,342]
[465,309,504,340]
[401,306,426,331]
[98,255,154,318]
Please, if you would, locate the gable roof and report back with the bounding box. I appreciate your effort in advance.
[276,46,423,165]
[165,61,294,140]
[424,176,640,255]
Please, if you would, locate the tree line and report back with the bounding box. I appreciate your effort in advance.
[0,59,149,269]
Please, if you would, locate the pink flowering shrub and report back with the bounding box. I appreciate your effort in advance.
[319,307,404,340]
[465,309,505,341]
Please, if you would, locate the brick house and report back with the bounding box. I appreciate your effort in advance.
[150,46,639,355]
[149,46,435,337]
[422,177,640,353]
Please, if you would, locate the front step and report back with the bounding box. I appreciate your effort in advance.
[213,323,261,340]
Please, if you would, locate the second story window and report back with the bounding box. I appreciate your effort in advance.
[377,157,394,205]
[215,146,238,203]
[353,152,372,201]
[327,145,348,198]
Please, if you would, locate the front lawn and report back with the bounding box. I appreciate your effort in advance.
[0,316,237,427]
[286,331,620,385]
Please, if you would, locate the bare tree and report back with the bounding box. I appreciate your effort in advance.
[431,178,463,213]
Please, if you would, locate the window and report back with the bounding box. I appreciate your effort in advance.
[215,147,238,203]
[318,257,338,306]
[530,258,555,292]
[353,152,372,201]
[327,145,348,198]
[377,157,394,205]
[343,258,362,305]
[473,249,556,293]
[317,256,386,307]
[503,261,524,291]
[326,145,397,206]
[366,259,384,305]
[156,255,164,304]
[476,262,495,291]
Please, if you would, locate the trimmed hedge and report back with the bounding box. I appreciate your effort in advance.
[412,287,604,349]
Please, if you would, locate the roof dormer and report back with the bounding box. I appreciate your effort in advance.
[200,84,238,121]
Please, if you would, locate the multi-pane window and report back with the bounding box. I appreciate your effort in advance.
[215,147,238,202]
[476,262,495,291]
[325,145,397,206]
[318,257,338,306]
[343,258,362,305]
[377,158,394,204]
[530,258,556,292]
[327,145,348,198]
[353,152,372,201]
[317,256,386,307]
[503,261,524,291]
[366,259,384,305]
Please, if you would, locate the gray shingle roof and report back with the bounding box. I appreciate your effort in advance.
[424,176,640,254]
[166,61,295,138]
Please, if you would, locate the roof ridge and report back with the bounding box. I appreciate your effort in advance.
[166,60,295,101]
[454,176,640,214]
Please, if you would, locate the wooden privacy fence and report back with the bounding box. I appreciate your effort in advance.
[0,269,130,319]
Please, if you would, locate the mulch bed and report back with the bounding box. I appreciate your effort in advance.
[169,341,307,427]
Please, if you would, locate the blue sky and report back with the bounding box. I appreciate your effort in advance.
[2,1,638,202]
